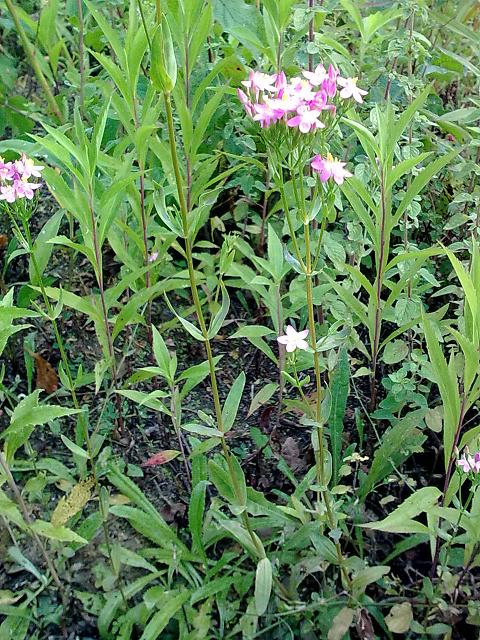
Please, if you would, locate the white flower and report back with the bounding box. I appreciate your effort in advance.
[337,76,367,103]
[302,64,327,86]
[277,325,309,353]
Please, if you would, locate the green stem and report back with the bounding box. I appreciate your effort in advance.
[4,0,64,122]
[0,450,63,590]
[76,0,85,117]
[163,91,264,558]
[10,210,126,605]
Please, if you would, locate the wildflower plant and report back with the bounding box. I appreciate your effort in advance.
[237,65,367,586]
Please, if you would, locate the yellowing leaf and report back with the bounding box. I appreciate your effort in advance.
[385,602,413,634]
[328,607,355,640]
[51,476,94,526]
[109,493,131,505]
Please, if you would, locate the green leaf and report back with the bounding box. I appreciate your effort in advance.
[423,312,460,469]
[208,460,236,503]
[351,565,390,597]
[108,464,186,550]
[164,294,205,341]
[188,480,208,559]
[362,8,402,43]
[391,84,432,152]
[359,411,427,500]
[230,325,275,339]
[60,435,90,459]
[339,0,364,38]
[328,348,349,484]
[139,590,189,640]
[392,149,459,227]
[267,224,284,282]
[31,520,87,544]
[386,152,432,192]
[29,210,64,286]
[84,0,126,67]
[383,340,409,365]
[362,487,442,533]
[247,382,278,417]
[255,557,272,616]
[151,326,173,380]
[221,371,245,432]
[208,284,230,339]
[190,576,237,606]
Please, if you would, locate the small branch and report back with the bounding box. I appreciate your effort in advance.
[4,0,64,122]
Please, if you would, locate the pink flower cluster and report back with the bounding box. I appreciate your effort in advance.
[237,65,367,132]
[457,448,480,474]
[0,154,44,204]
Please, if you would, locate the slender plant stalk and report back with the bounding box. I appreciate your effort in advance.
[132,6,154,345]
[86,189,124,433]
[404,8,415,357]
[369,164,388,411]
[308,0,314,73]
[284,159,351,588]
[431,393,467,577]
[275,283,285,430]
[7,209,126,603]
[77,0,85,117]
[163,91,264,558]
[0,450,63,589]
[4,0,64,122]
[170,386,192,484]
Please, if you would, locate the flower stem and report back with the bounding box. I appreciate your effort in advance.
[4,0,64,122]
[163,91,264,558]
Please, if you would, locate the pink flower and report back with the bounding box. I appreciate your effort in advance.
[253,100,285,128]
[14,178,41,200]
[277,325,309,353]
[321,65,338,98]
[15,153,44,179]
[309,89,328,111]
[287,105,324,133]
[0,157,14,181]
[303,64,327,86]
[237,88,254,117]
[288,77,315,102]
[242,71,276,94]
[0,184,17,203]
[275,71,287,96]
[148,251,159,263]
[337,76,367,103]
[311,153,352,185]
[457,448,480,474]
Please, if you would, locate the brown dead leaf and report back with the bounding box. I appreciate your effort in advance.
[33,352,58,393]
[281,437,305,472]
[356,608,375,639]
[0,234,7,250]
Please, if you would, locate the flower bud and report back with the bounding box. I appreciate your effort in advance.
[150,18,177,93]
